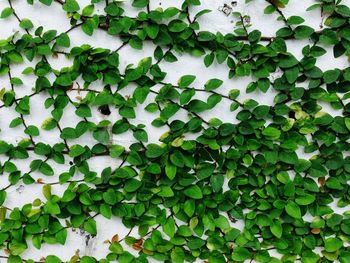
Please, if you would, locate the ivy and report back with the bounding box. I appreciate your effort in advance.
[0,0,350,262]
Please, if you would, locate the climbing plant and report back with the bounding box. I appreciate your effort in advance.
[1,0,350,262]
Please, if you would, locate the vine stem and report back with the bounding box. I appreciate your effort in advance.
[7,66,36,146]
[7,0,30,34]
[265,0,293,31]
[54,0,64,5]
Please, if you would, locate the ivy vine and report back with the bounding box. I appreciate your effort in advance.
[1,0,350,262]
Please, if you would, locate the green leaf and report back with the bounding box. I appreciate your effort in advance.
[45,256,61,263]
[285,66,299,83]
[40,162,54,176]
[178,75,196,88]
[109,144,124,158]
[133,86,149,104]
[54,229,67,245]
[184,199,195,217]
[210,174,224,192]
[94,91,114,105]
[145,24,159,39]
[157,185,174,197]
[39,0,53,5]
[0,191,6,206]
[19,18,34,29]
[1,7,13,18]
[119,106,135,119]
[184,185,203,199]
[146,144,165,158]
[82,19,96,36]
[63,0,80,12]
[41,118,57,130]
[44,200,61,215]
[295,194,315,205]
[82,4,94,16]
[171,247,185,263]
[0,140,11,154]
[204,78,223,91]
[232,247,251,261]
[132,0,149,8]
[276,171,290,184]
[0,207,6,223]
[8,255,23,263]
[187,99,208,112]
[270,221,282,238]
[22,67,34,75]
[285,201,301,218]
[279,54,299,68]
[8,242,27,255]
[42,184,52,199]
[8,52,23,63]
[133,129,148,142]
[124,179,142,192]
[55,73,72,86]
[165,163,177,180]
[103,189,117,205]
[105,2,121,16]
[163,217,175,238]
[109,242,123,254]
[345,118,350,131]
[56,33,70,47]
[215,215,230,231]
[168,20,187,32]
[287,16,305,25]
[204,53,214,67]
[10,117,22,128]
[294,25,314,39]
[188,237,205,250]
[326,177,343,190]
[25,125,40,136]
[100,204,112,219]
[93,129,110,145]
[198,31,215,41]
[119,252,134,263]
[42,30,57,42]
[325,237,343,252]
[69,144,86,157]
[10,77,23,86]
[160,103,179,120]
[262,126,281,139]
[336,5,350,17]
[84,218,97,235]
[323,69,340,84]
